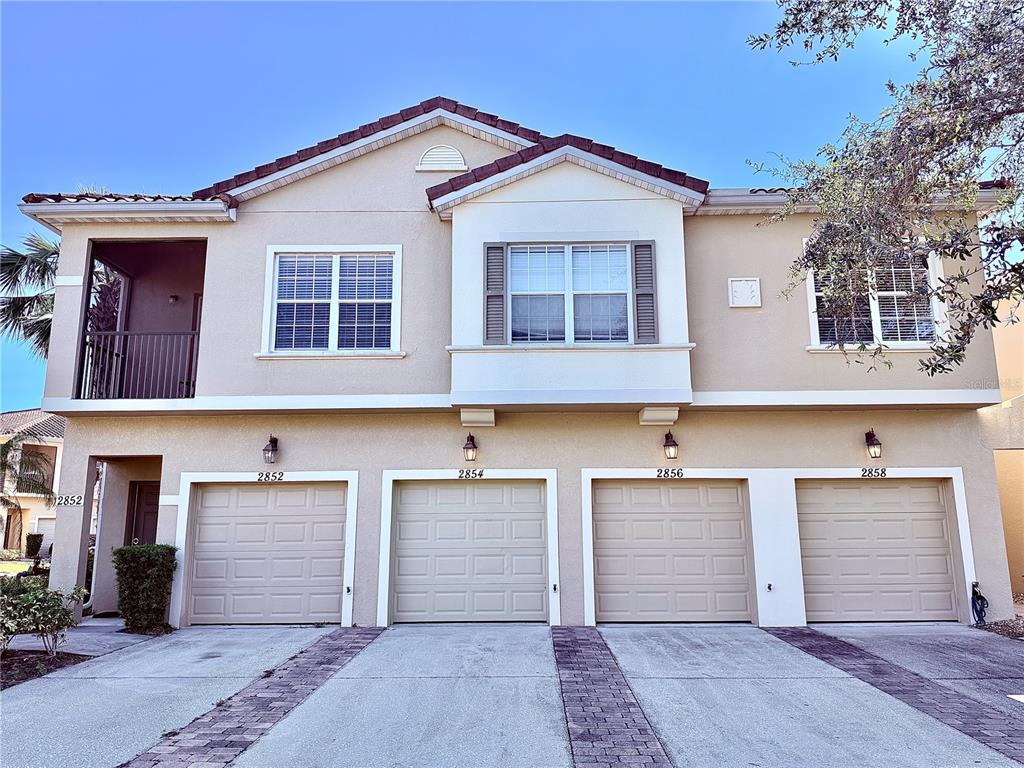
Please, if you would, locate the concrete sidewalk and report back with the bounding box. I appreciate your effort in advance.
[7,617,151,657]
[0,626,332,768]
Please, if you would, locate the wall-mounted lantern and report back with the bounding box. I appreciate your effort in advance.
[263,436,279,464]
[864,429,882,460]
[462,433,478,462]
[663,431,679,460]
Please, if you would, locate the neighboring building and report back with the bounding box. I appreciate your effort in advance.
[986,308,1024,597]
[19,97,1015,627]
[1,409,66,555]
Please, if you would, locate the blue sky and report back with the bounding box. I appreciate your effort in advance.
[0,1,919,411]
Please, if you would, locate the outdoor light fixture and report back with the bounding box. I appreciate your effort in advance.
[263,436,279,464]
[865,429,882,460]
[462,433,478,462]
[663,431,679,460]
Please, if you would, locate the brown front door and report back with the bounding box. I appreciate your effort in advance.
[125,481,160,546]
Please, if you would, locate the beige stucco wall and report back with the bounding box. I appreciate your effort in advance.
[45,126,512,401]
[48,408,1013,626]
[995,450,1023,597]
[683,214,1001,393]
[993,302,1023,401]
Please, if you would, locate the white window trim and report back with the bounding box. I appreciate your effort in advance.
[261,245,403,357]
[507,242,634,346]
[804,251,947,349]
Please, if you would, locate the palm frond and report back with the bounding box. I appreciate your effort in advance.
[0,233,59,293]
[0,293,53,357]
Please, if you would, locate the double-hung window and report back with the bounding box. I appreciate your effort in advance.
[808,253,940,347]
[509,243,630,344]
[269,249,400,353]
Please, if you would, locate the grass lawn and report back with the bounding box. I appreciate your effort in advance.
[0,561,29,575]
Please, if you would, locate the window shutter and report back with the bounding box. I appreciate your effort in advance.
[631,240,658,344]
[483,242,508,345]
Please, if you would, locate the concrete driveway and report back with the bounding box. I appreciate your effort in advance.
[233,624,572,768]
[1,622,1021,768]
[604,624,1024,768]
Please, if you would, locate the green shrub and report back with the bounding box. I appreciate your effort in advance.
[0,576,86,656]
[111,545,177,632]
[25,533,43,558]
[0,549,21,561]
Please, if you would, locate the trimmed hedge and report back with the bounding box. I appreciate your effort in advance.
[25,533,43,558]
[111,545,177,633]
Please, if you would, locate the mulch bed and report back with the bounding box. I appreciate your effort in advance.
[1,650,90,690]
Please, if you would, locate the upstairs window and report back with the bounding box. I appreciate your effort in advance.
[808,253,940,347]
[509,243,630,344]
[269,249,400,353]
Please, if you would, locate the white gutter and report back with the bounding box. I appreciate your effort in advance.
[18,200,236,233]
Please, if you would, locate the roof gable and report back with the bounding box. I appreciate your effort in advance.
[192,97,548,201]
[425,134,708,218]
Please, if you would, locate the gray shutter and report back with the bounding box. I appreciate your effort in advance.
[631,241,658,344]
[483,242,508,345]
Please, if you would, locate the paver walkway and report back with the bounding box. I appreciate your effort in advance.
[767,626,1024,765]
[118,627,382,768]
[551,626,672,768]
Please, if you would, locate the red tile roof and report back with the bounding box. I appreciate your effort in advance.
[191,97,550,198]
[1,409,66,439]
[22,192,236,206]
[425,134,709,204]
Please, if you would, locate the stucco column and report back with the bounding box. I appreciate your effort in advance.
[747,471,807,627]
[50,455,99,620]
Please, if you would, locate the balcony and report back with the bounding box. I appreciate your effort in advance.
[79,331,199,399]
[75,239,206,401]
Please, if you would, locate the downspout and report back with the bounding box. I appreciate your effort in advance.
[81,461,106,612]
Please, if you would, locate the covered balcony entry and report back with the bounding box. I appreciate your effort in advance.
[77,239,206,400]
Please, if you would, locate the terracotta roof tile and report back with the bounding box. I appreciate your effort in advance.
[191,97,551,198]
[21,192,237,207]
[426,134,709,204]
[1,409,65,439]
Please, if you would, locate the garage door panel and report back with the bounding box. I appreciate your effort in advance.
[188,483,345,624]
[391,480,548,622]
[593,480,752,622]
[797,479,957,621]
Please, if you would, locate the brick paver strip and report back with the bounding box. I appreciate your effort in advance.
[551,626,673,768]
[766,627,1024,765]
[117,627,383,768]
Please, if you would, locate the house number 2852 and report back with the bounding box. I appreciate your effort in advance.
[256,472,284,482]
[56,495,84,506]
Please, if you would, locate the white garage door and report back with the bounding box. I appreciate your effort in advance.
[188,483,346,624]
[391,480,548,622]
[797,479,958,621]
[592,480,753,622]
[34,517,56,558]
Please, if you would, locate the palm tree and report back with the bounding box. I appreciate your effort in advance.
[0,233,59,358]
[1,429,57,547]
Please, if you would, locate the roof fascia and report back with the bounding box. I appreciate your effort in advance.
[17,200,236,233]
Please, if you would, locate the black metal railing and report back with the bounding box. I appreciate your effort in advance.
[78,331,199,399]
